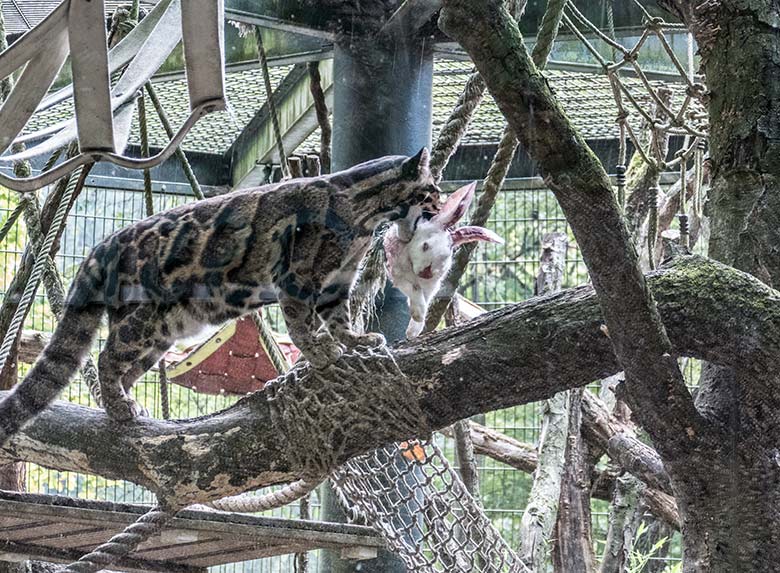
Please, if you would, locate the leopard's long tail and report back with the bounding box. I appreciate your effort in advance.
[0,297,104,447]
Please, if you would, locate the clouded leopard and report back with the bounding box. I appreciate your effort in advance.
[0,149,440,444]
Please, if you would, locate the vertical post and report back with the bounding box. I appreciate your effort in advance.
[319,27,434,573]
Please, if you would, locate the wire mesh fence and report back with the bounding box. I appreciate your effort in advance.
[0,176,690,571]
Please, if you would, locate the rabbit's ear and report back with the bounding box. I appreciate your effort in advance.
[431,181,477,229]
[450,226,504,248]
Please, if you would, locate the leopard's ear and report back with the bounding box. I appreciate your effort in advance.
[401,147,430,180]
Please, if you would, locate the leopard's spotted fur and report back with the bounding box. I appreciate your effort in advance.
[0,149,440,441]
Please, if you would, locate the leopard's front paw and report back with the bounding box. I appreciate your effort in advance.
[338,331,386,349]
[305,341,345,369]
[104,395,148,422]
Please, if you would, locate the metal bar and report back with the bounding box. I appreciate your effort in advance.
[0,0,69,81]
[68,0,114,152]
[180,0,226,111]
[37,0,177,113]
[0,23,69,154]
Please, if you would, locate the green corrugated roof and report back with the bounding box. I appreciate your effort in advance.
[297,59,696,154]
[24,57,693,158]
[24,64,292,155]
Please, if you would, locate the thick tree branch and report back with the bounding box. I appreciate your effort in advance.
[580,392,672,494]
[438,0,701,456]
[1,257,778,506]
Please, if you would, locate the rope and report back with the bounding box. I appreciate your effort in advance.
[307,62,331,174]
[20,194,103,405]
[0,167,86,374]
[145,83,205,200]
[0,199,27,245]
[429,71,487,182]
[562,0,709,173]
[647,183,660,269]
[255,27,290,180]
[206,477,321,513]
[138,91,155,217]
[296,490,311,573]
[678,151,689,250]
[424,0,566,331]
[139,89,175,418]
[158,357,170,420]
[62,505,174,573]
[424,129,519,331]
[531,0,567,67]
[251,310,289,375]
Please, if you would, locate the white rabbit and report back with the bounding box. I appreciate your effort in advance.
[385,181,504,338]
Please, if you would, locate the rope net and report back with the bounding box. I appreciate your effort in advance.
[332,439,529,573]
[562,0,709,260]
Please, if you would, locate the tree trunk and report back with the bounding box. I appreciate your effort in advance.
[655,1,780,570]
[551,389,595,573]
[519,232,571,571]
[599,474,644,573]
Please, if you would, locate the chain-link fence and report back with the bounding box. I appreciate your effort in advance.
[0,176,688,572]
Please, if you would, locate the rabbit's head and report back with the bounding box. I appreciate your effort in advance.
[406,181,503,279]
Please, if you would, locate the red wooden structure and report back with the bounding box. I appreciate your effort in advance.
[163,316,300,395]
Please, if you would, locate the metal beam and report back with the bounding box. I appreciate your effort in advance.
[224,0,337,41]
[229,61,334,188]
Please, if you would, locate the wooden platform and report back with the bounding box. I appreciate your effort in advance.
[0,491,383,572]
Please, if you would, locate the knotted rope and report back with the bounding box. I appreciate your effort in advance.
[62,505,174,573]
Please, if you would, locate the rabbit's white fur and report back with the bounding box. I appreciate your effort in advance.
[385,182,503,338]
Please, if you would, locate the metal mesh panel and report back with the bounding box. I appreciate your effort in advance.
[333,438,529,573]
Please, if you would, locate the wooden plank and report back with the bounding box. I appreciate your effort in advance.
[180,0,226,110]
[0,493,382,548]
[1,521,84,542]
[133,537,240,561]
[0,540,206,573]
[0,517,35,529]
[68,0,114,152]
[183,543,306,567]
[0,492,384,568]
[38,527,119,550]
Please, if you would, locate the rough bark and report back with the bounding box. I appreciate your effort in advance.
[551,389,595,573]
[653,1,780,571]
[451,420,679,528]
[438,0,700,464]
[580,393,671,494]
[0,256,775,508]
[519,232,569,571]
[599,474,645,573]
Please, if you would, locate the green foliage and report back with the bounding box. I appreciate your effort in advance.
[628,522,671,573]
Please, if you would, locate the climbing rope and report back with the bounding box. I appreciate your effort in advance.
[206,477,321,513]
[138,88,177,419]
[0,166,89,375]
[61,505,175,573]
[20,192,103,405]
[424,0,565,331]
[145,82,205,201]
[563,0,708,160]
[255,27,290,180]
[307,61,332,174]
[0,199,28,245]
[429,71,487,182]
